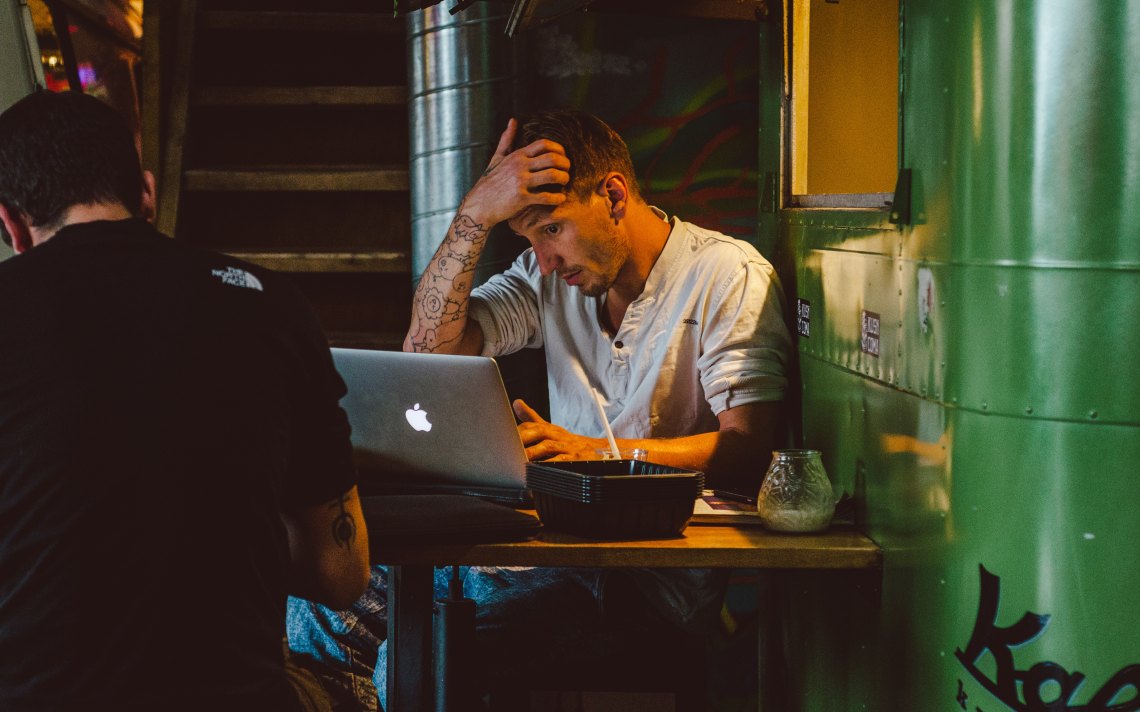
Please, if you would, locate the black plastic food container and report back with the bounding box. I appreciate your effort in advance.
[525,460,704,539]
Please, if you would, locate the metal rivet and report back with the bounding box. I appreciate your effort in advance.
[1025,406,1034,415]
[1088,410,1098,419]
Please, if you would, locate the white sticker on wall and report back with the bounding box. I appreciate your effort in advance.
[861,310,880,357]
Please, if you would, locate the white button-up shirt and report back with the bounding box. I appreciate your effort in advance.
[470,210,791,438]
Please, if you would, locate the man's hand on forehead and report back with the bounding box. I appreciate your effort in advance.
[462,119,571,226]
[513,137,571,195]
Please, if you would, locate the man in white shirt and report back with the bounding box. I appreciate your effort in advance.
[396,109,792,696]
[407,110,791,495]
[289,110,792,708]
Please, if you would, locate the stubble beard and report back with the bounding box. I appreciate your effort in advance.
[575,226,629,298]
[577,278,608,298]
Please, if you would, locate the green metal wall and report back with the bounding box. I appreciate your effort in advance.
[773,2,1140,709]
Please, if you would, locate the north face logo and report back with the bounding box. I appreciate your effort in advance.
[211,267,263,292]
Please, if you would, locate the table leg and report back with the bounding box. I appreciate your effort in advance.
[387,564,434,712]
[757,573,791,711]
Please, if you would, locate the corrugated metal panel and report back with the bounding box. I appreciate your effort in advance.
[782,1,1140,708]
[407,3,517,286]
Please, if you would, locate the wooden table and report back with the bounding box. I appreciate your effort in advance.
[375,517,881,712]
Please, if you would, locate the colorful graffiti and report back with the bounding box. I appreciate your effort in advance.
[529,14,760,242]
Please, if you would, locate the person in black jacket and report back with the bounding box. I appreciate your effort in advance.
[0,90,370,711]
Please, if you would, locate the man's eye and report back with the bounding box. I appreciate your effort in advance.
[543,224,559,236]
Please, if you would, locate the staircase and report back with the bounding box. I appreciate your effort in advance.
[145,0,411,349]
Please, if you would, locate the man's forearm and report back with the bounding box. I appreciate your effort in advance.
[404,210,490,354]
[515,401,780,491]
[405,120,569,353]
[616,403,781,492]
[615,430,767,492]
[282,487,371,611]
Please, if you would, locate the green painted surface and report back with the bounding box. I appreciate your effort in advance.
[773,1,1140,709]
[790,360,1139,709]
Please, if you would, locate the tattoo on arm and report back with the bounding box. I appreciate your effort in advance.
[330,495,357,549]
[409,213,489,352]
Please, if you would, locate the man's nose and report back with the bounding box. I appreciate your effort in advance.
[533,244,561,276]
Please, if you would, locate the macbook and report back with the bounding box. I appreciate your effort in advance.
[331,348,530,504]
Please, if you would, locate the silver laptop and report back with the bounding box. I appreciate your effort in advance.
[331,348,530,502]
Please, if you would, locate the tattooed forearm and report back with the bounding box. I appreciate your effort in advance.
[452,214,488,243]
[330,495,357,549]
[408,212,490,352]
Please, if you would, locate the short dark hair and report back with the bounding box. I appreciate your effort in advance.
[0,91,143,230]
[518,109,640,201]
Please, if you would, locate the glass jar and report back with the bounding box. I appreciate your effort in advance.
[756,449,836,532]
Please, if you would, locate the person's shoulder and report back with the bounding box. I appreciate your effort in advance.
[0,237,54,294]
[155,232,294,299]
[674,219,769,268]
[0,250,27,279]
[0,253,29,305]
[198,253,279,295]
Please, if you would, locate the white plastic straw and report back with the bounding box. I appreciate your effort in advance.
[592,387,621,458]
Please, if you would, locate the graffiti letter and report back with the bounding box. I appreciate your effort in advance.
[1086,664,1140,712]
[1021,661,1086,711]
[956,565,1050,704]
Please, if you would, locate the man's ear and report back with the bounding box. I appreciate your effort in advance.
[140,169,157,224]
[598,173,629,221]
[0,203,33,254]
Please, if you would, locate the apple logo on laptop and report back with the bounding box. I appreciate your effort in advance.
[405,403,432,432]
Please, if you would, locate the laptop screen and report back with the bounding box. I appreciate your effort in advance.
[331,349,530,503]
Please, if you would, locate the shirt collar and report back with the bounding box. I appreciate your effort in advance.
[640,206,686,299]
[46,218,154,247]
